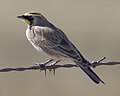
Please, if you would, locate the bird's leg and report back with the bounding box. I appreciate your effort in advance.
[49,60,61,75]
[43,59,54,66]
[34,59,54,76]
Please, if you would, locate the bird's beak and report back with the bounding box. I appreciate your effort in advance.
[17,15,23,19]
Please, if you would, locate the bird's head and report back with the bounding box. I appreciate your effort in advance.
[17,12,48,26]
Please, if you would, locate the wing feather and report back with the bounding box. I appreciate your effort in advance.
[40,27,82,61]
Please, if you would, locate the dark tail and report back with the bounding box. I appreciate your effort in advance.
[75,62,105,84]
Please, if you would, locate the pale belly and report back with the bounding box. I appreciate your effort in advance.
[28,39,72,61]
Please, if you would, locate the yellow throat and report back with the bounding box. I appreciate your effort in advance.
[23,19,30,25]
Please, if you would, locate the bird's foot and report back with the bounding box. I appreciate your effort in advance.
[34,59,54,76]
[49,60,61,75]
[34,59,61,76]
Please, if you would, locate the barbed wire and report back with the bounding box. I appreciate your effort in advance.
[0,57,120,75]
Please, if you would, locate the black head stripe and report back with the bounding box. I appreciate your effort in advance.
[29,12,41,15]
[22,15,33,20]
[22,15,34,25]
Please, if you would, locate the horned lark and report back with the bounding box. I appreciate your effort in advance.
[17,12,104,84]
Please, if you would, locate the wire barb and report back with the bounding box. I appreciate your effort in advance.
[91,57,106,68]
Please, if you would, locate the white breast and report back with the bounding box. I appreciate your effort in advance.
[26,27,42,52]
[26,26,56,54]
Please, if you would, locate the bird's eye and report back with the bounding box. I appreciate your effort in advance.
[28,16,34,21]
[29,16,32,18]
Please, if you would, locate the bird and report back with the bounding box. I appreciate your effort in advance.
[17,12,104,84]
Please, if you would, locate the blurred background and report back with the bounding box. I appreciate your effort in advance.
[0,0,120,96]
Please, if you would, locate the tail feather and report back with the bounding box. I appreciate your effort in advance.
[76,62,105,84]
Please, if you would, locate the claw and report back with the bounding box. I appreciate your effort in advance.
[44,69,47,76]
[34,59,54,76]
[53,67,56,76]
[34,59,61,76]
[49,60,61,76]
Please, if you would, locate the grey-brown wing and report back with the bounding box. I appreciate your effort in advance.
[41,27,83,61]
